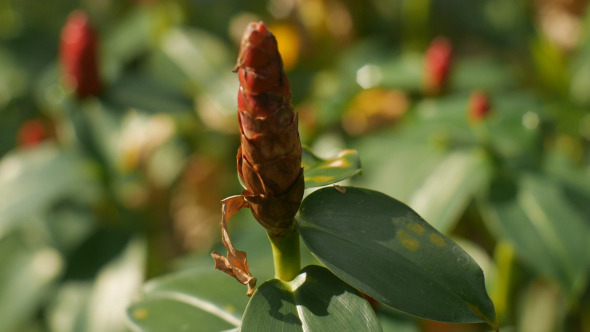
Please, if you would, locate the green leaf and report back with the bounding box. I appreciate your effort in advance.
[241,265,381,332]
[0,144,97,236]
[49,237,145,332]
[377,53,424,91]
[302,146,361,188]
[377,309,420,332]
[297,187,497,326]
[0,231,63,332]
[406,150,491,233]
[240,146,362,190]
[451,57,515,92]
[126,267,249,332]
[106,72,193,116]
[351,135,446,204]
[158,27,238,125]
[159,27,232,88]
[47,282,93,332]
[87,237,146,332]
[483,173,590,295]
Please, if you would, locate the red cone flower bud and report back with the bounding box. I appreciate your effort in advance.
[211,22,304,295]
[468,90,492,123]
[235,22,304,236]
[425,36,453,95]
[60,11,102,99]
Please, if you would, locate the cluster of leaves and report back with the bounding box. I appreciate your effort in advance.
[1,0,589,332]
[130,145,497,331]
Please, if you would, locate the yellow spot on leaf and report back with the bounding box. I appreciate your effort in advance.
[397,230,420,251]
[306,175,335,183]
[407,223,425,235]
[467,302,484,318]
[133,308,149,320]
[323,159,349,168]
[429,233,446,247]
[225,305,235,313]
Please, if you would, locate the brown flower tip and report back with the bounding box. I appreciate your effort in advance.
[60,11,102,99]
[468,90,492,123]
[235,22,304,236]
[424,36,453,95]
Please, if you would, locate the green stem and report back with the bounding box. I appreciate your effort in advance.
[267,225,301,281]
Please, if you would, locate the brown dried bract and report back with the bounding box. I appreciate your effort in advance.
[211,195,257,296]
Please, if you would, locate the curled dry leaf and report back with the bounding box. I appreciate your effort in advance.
[211,195,257,296]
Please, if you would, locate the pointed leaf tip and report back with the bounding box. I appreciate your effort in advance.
[297,186,496,324]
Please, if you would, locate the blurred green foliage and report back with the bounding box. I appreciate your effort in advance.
[0,0,589,331]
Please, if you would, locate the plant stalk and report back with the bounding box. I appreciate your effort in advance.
[267,225,301,281]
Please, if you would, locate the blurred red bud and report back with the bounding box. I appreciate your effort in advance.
[468,90,492,122]
[17,119,51,147]
[425,37,453,95]
[59,11,102,99]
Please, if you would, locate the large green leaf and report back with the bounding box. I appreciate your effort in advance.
[126,267,249,332]
[483,173,590,295]
[240,265,381,332]
[297,187,496,326]
[302,146,361,188]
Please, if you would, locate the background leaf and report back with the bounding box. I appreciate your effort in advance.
[0,231,63,332]
[127,265,249,332]
[482,172,590,295]
[302,146,361,188]
[241,265,381,332]
[297,186,496,326]
[406,150,491,233]
[0,144,97,236]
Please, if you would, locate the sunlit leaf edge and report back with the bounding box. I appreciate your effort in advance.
[302,146,362,188]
